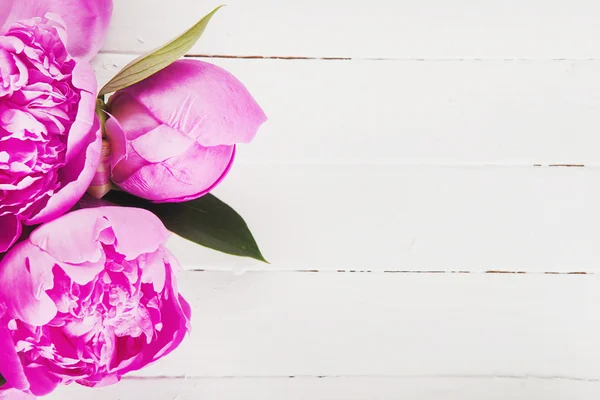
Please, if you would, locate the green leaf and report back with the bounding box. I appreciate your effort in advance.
[0,373,5,387]
[99,6,223,96]
[103,191,267,263]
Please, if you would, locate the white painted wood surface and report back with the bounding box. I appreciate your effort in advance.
[95,55,600,165]
[48,272,600,399]
[103,0,600,59]
[132,272,600,379]
[50,0,600,398]
[49,377,600,400]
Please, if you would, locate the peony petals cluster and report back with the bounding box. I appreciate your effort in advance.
[0,1,267,398]
[0,14,101,252]
[105,59,267,202]
[0,207,191,397]
[0,0,113,61]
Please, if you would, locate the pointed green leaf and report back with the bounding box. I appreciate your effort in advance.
[103,191,267,263]
[99,6,223,96]
[0,373,5,387]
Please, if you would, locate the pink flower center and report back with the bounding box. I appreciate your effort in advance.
[8,248,166,385]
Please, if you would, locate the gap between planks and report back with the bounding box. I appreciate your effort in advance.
[97,50,600,62]
[124,374,600,383]
[191,161,592,168]
[187,269,594,275]
[184,55,600,62]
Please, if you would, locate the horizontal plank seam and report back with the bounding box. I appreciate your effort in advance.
[97,50,600,62]
[185,55,600,62]
[185,268,595,275]
[124,374,600,382]
[223,161,593,168]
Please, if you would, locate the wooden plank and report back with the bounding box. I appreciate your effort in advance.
[92,54,600,272]
[47,376,600,400]
[124,271,600,379]
[103,0,600,59]
[93,54,600,165]
[164,164,600,272]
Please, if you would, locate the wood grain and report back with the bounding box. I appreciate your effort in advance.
[124,271,600,379]
[47,376,600,400]
[93,54,600,166]
[90,54,600,273]
[167,164,600,272]
[103,0,600,59]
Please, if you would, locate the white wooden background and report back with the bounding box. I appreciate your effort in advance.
[49,0,600,398]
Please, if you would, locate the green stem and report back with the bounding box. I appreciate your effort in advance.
[95,98,108,137]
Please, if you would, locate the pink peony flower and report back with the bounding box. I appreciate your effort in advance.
[0,388,34,400]
[0,0,112,252]
[105,59,267,203]
[0,0,113,61]
[0,207,191,398]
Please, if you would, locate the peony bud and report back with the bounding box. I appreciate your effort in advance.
[105,59,267,203]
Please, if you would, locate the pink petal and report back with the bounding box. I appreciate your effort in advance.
[131,124,193,163]
[109,60,267,147]
[118,143,235,202]
[0,1,12,30]
[0,319,28,392]
[107,94,161,141]
[26,117,102,225]
[30,207,171,262]
[80,374,119,388]
[56,260,105,285]
[0,214,21,253]
[104,115,152,187]
[23,366,60,396]
[2,0,113,60]
[30,209,111,265]
[0,241,58,326]
[66,66,97,162]
[99,207,172,259]
[147,269,191,361]
[140,251,166,293]
[0,388,35,400]
[166,145,237,203]
[104,115,127,169]
[178,294,192,322]
[116,266,190,376]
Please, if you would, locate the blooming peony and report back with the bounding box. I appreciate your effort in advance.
[0,6,113,252]
[0,207,191,398]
